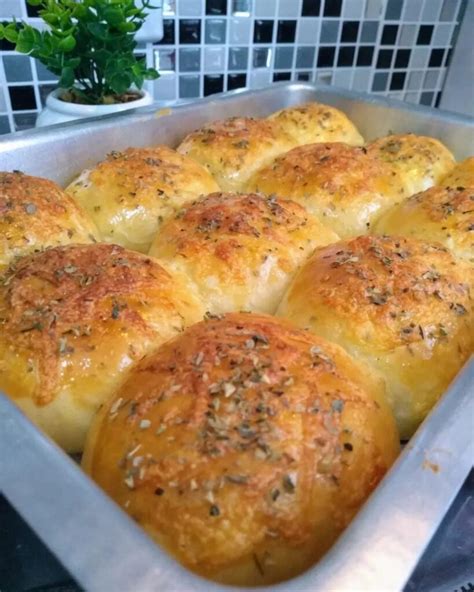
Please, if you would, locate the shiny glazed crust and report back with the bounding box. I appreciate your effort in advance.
[82,312,399,586]
[440,157,474,189]
[0,243,204,452]
[177,117,294,192]
[277,235,473,439]
[66,146,220,253]
[246,142,403,238]
[367,134,455,197]
[373,186,474,264]
[148,192,339,314]
[268,101,364,147]
[0,171,99,271]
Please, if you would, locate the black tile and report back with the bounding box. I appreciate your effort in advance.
[227,73,247,91]
[381,24,398,45]
[157,19,175,45]
[420,91,434,106]
[394,49,410,68]
[317,46,335,68]
[435,91,442,108]
[377,49,393,68]
[254,20,274,43]
[337,46,355,67]
[26,3,41,17]
[429,48,445,68]
[302,0,321,16]
[277,20,297,43]
[340,21,359,43]
[8,86,37,110]
[356,45,374,66]
[0,37,16,51]
[273,72,292,82]
[324,0,342,17]
[179,19,201,44]
[206,0,227,15]
[390,71,406,91]
[417,25,434,45]
[297,72,311,81]
[204,74,224,96]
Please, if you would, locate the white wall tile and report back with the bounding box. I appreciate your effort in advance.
[254,0,277,17]
[229,17,252,44]
[297,18,320,44]
[204,46,226,71]
[0,0,23,18]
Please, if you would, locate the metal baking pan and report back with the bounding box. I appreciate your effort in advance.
[0,82,473,591]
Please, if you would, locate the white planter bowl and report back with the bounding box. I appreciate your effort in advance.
[36,88,154,127]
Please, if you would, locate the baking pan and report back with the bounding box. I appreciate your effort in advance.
[0,82,473,591]
[1,82,473,184]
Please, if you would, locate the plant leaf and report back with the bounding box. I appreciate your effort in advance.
[109,72,132,94]
[58,34,76,51]
[16,28,35,53]
[86,22,108,39]
[145,67,159,80]
[3,24,19,44]
[59,66,75,88]
[103,7,124,26]
[4,0,160,102]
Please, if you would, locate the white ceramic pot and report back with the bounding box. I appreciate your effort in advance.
[35,88,154,127]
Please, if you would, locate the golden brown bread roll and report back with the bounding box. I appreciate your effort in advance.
[0,243,204,452]
[373,186,474,264]
[277,235,473,439]
[440,156,474,188]
[367,134,455,197]
[177,117,294,192]
[82,312,399,586]
[0,171,99,271]
[148,192,338,314]
[66,146,220,253]
[246,142,403,238]
[268,101,364,147]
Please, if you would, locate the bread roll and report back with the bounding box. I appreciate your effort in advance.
[177,117,294,192]
[82,312,399,586]
[0,171,99,271]
[0,243,204,452]
[66,146,220,253]
[277,235,473,439]
[367,134,455,197]
[440,156,474,189]
[268,101,364,147]
[246,143,402,238]
[149,192,338,314]
[373,186,474,264]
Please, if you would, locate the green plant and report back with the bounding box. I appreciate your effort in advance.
[0,0,159,104]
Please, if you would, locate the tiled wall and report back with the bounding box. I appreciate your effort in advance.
[0,0,467,134]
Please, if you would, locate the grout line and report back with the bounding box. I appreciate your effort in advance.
[30,57,41,125]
